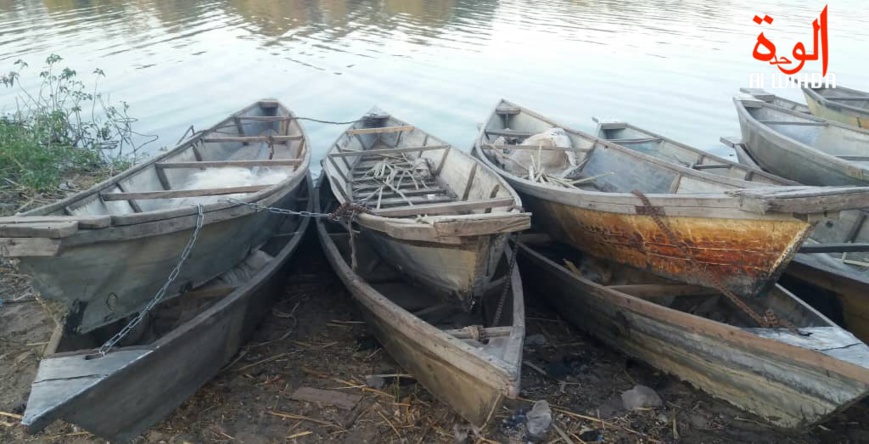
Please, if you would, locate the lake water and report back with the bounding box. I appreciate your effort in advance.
[1,0,868,166]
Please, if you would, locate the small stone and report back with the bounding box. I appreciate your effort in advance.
[525,334,547,347]
[621,385,663,411]
[525,400,552,440]
[365,375,386,389]
[656,413,669,424]
[688,412,709,429]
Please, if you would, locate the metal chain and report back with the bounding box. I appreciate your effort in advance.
[493,231,522,326]
[98,204,206,356]
[224,198,369,222]
[630,190,798,331]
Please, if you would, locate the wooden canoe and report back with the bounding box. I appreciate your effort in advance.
[21,173,313,442]
[733,94,869,186]
[315,175,524,426]
[739,87,811,114]
[322,108,529,310]
[518,234,869,429]
[803,84,869,128]
[0,99,310,333]
[472,99,869,299]
[724,141,869,343]
[598,122,869,342]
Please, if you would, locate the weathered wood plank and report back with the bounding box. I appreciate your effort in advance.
[235,115,295,121]
[201,135,302,143]
[372,197,514,217]
[156,159,301,169]
[329,145,448,158]
[0,238,62,257]
[484,129,536,137]
[0,222,79,238]
[485,144,592,152]
[607,283,720,298]
[101,185,270,201]
[0,216,111,229]
[346,125,414,135]
[757,120,828,126]
[371,195,454,208]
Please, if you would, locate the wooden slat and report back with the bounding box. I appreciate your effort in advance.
[372,197,514,217]
[485,129,536,137]
[0,215,111,229]
[329,145,448,158]
[346,125,414,135]
[693,164,731,170]
[116,183,143,213]
[202,135,302,143]
[757,120,828,126]
[236,115,295,121]
[461,164,478,201]
[607,137,662,144]
[495,106,521,115]
[156,159,301,169]
[101,185,270,201]
[826,96,869,101]
[357,187,448,199]
[845,213,867,243]
[834,155,869,161]
[0,221,78,238]
[486,144,592,152]
[372,195,454,208]
[798,243,869,253]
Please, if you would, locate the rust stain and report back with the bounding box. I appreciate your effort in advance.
[528,198,813,297]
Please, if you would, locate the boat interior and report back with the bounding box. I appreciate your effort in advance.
[479,101,762,194]
[325,112,516,218]
[812,86,869,110]
[46,184,310,356]
[319,183,518,349]
[739,100,869,163]
[28,100,308,217]
[595,123,780,184]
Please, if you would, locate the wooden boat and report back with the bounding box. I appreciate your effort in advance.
[803,84,869,128]
[322,108,529,310]
[733,94,869,186]
[21,174,313,442]
[472,99,869,299]
[315,175,524,426]
[518,234,869,428]
[739,87,811,114]
[721,139,869,343]
[0,99,310,333]
[596,121,869,342]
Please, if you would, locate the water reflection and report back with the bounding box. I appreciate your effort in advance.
[0,0,866,160]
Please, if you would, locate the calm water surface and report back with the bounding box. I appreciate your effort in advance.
[1,0,868,164]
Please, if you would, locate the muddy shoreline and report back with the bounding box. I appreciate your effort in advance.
[2,236,868,443]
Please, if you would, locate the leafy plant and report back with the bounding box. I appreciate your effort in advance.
[0,54,151,192]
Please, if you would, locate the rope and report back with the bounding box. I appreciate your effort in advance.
[493,231,521,326]
[98,204,205,356]
[630,190,799,332]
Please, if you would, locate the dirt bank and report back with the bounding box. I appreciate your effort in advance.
[1,237,867,443]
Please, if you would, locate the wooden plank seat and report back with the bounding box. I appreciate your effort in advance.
[484,129,536,138]
[757,120,828,126]
[495,106,521,115]
[606,137,663,144]
[201,135,303,143]
[351,178,438,189]
[345,125,415,135]
[155,159,301,169]
[329,145,449,158]
[372,197,514,217]
[101,185,270,201]
[485,144,593,152]
[356,187,451,199]
[365,195,455,208]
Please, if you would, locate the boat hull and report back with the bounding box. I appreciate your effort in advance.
[518,243,869,428]
[516,187,812,298]
[361,229,508,309]
[17,172,306,333]
[21,175,313,442]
